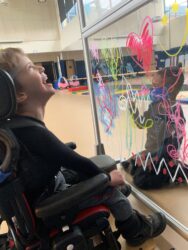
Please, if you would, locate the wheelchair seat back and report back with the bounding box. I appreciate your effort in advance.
[0,69,39,248]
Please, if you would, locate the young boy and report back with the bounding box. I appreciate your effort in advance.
[122,66,186,189]
[0,48,166,246]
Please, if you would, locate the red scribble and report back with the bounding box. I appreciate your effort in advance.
[178,177,183,183]
[154,155,159,162]
[126,16,153,72]
[163,168,167,175]
[169,161,175,168]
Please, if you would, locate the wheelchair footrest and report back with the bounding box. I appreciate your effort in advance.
[52,226,87,250]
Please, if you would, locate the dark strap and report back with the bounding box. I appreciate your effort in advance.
[0,117,44,129]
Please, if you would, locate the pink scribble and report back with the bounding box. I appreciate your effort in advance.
[158,98,187,162]
[167,145,180,159]
[161,67,183,94]
[169,160,175,168]
[152,66,188,163]
[126,16,153,72]
[182,138,188,163]
[139,85,150,96]
[90,42,100,62]
[95,72,118,134]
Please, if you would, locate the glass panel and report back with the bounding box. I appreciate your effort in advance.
[83,0,129,26]
[58,0,78,29]
[88,0,188,231]
[164,0,187,16]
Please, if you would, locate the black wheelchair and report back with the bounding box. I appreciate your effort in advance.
[0,69,123,250]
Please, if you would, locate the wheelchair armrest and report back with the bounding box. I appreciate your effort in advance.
[90,155,117,172]
[65,142,77,150]
[35,173,109,218]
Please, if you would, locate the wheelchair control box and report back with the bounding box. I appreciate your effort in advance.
[52,226,87,250]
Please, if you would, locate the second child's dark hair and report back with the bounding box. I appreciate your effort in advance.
[157,65,184,100]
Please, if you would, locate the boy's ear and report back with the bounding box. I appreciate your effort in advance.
[16,92,27,104]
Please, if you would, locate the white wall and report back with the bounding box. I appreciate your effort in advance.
[62,51,84,61]
[28,50,84,63]
[0,0,61,53]
[156,15,188,50]
[89,0,164,47]
[86,0,188,55]
[29,52,60,63]
[0,0,82,55]
[57,1,163,51]
[0,0,186,61]
[59,16,82,51]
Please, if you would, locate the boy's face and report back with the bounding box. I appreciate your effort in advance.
[152,72,164,88]
[14,54,55,104]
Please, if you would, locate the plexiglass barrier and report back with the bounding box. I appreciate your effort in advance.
[83,0,188,235]
[83,0,130,26]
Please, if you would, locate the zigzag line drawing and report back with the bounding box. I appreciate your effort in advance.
[135,152,188,183]
[119,76,152,126]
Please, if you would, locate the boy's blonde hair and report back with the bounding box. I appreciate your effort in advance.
[0,47,25,91]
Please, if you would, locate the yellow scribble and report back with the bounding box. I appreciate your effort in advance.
[171,2,179,13]
[159,8,188,57]
[161,15,168,25]
[130,113,154,129]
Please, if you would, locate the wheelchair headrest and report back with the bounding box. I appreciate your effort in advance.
[0,69,17,121]
[0,129,19,182]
